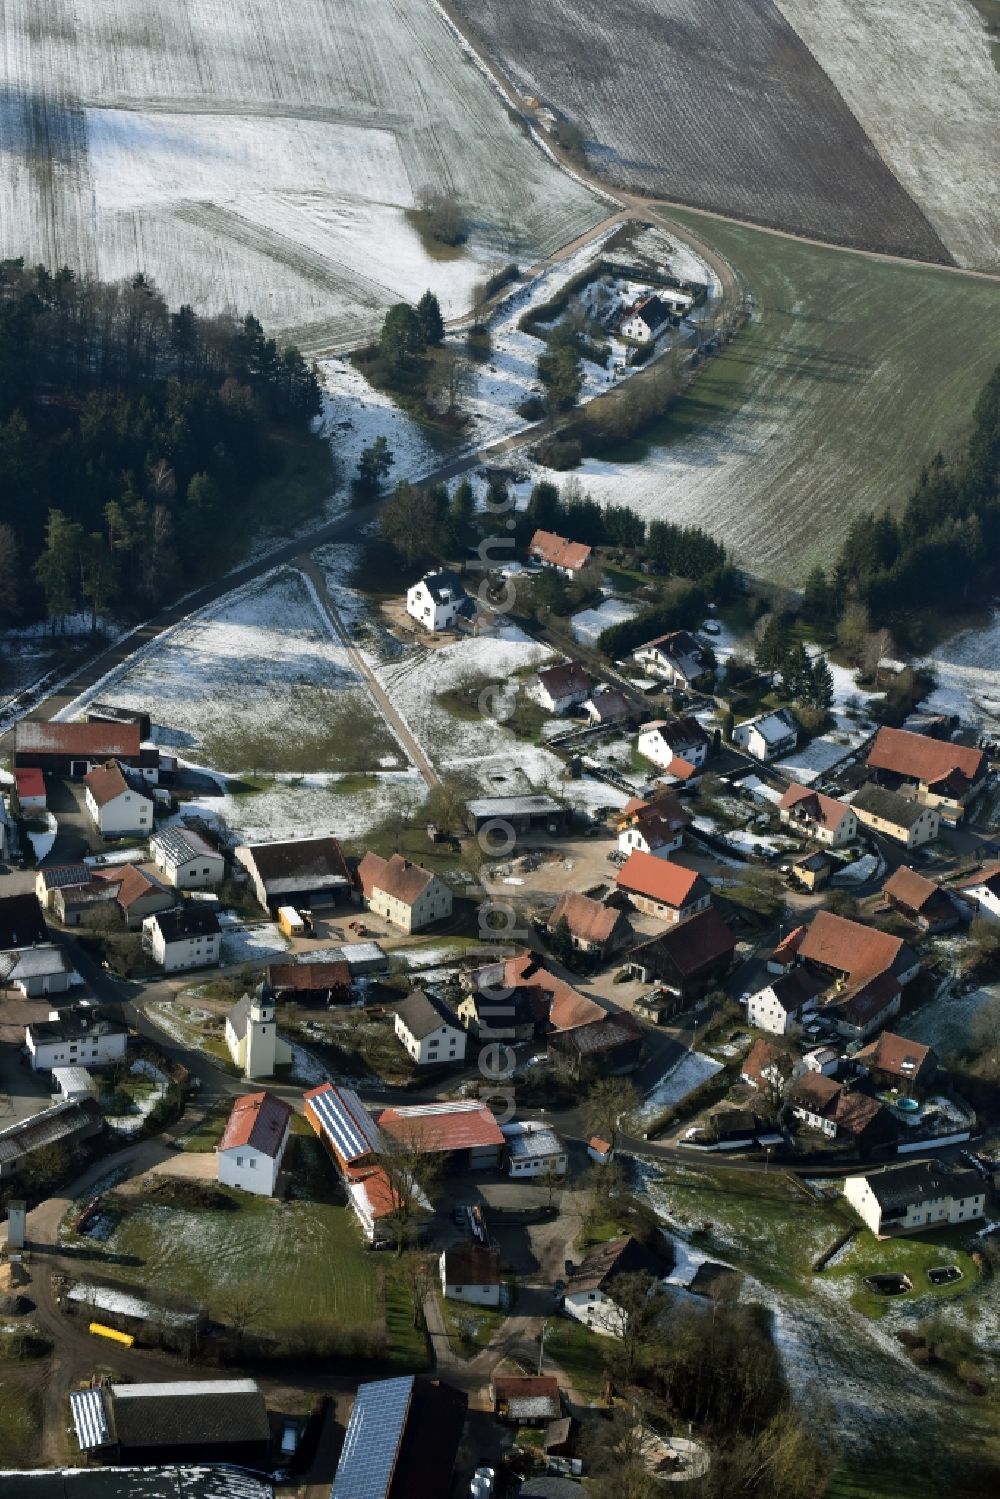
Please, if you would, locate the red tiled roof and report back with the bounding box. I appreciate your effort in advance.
[770,925,805,967]
[16,720,140,758]
[492,1375,560,1403]
[376,1101,505,1153]
[798,911,904,985]
[779,782,852,832]
[666,756,699,781]
[616,850,707,909]
[826,971,901,1029]
[115,863,169,910]
[960,864,1000,895]
[832,1091,886,1137]
[529,529,592,571]
[742,1038,780,1086]
[549,892,627,948]
[358,851,437,905]
[855,1031,933,1081]
[347,1164,406,1221]
[883,866,940,914]
[866,727,985,789]
[218,1090,292,1158]
[266,961,352,992]
[83,761,133,808]
[500,951,605,1032]
[790,1072,841,1112]
[589,1137,612,1154]
[444,1243,501,1285]
[14,768,45,799]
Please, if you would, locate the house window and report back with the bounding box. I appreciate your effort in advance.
[236,1156,244,1166]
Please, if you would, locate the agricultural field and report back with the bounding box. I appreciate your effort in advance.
[553,210,1000,584]
[59,566,405,776]
[775,0,1000,270]
[0,0,603,352]
[641,1161,1000,1493]
[448,0,948,261]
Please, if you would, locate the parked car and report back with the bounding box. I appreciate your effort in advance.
[471,1467,495,1498]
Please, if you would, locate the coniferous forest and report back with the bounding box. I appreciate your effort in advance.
[0,261,323,628]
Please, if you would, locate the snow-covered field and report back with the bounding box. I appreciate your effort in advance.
[635,1049,723,1128]
[775,0,1000,270]
[57,567,404,775]
[570,598,641,646]
[922,611,1000,733]
[1,0,603,350]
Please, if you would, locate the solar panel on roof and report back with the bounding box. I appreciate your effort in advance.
[309,1085,381,1164]
[70,1388,111,1451]
[332,1376,413,1499]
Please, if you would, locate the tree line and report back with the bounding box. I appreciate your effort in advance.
[801,360,1000,644]
[0,260,321,626]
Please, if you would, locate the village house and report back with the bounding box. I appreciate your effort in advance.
[358,851,453,933]
[466,950,605,1038]
[83,761,154,838]
[150,826,226,889]
[52,875,121,927]
[406,569,470,633]
[741,1038,786,1093]
[563,1234,672,1337]
[788,1074,894,1149]
[501,1120,567,1178]
[882,866,962,933]
[626,906,736,1001]
[14,719,146,778]
[491,1375,562,1426]
[854,1032,937,1098]
[631,632,710,689]
[217,1090,292,1197]
[528,528,592,578]
[747,968,825,1037]
[778,784,857,847]
[844,1160,986,1238]
[616,850,712,924]
[852,783,940,848]
[35,863,91,913]
[957,865,1000,922]
[143,905,221,972]
[771,912,919,1040]
[225,982,292,1079]
[266,959,353,1005]
[331,1375,467,1499]
[866,726,987,821]
[439,1243,502,1306]
[26,1002,128,1072]
[582,685,632,726]
[619,293,673,344]
[789,849,833,892]
[535,661,593,715]
[547,891,633,957]
[456,984,542,1043]
[235,835,352,914]
[393,989,466,1068]
[14,767,46,814]
[0,893,73,997]
[636,716,709,771]
[732,709,798,762]
[114,864,175,930]
[617,798,690,860]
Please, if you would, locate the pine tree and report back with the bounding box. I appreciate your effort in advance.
[782,641,813,702]
[416,290,445,346]
[355,436,395,500]
[802,565,831,625]
[380,304,425,370]
[809,654,835,711]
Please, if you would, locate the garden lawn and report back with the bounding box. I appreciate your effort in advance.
[565,210,1000,585]
[0,1380,42,1468]
[823,1227,981,1318]
[96,1188,378,1337]
[437,1293,509,1355]
[545,1317,607,1401]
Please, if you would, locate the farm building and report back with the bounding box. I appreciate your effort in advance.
[13,767,46,813]
[563,1234,672,1337]
[224,984,292,1080]
[548,1012,644,1076]
[151,826,226,888]
[852,783,940,849]
[626,906,737,999]
[14,719,144,777]
[266,960,353,1004]
[547,892,632,957]
[114,865,176,930]
[376,1100,505,1170]
[439,1243,502,1306]
[35,863,91,912]
[406,570,471,633]
[142,906,222,973]
[882,867,962,932]
[619,293,673,343]
[746,969,825,1037]
[358,852,453,933]
[331,1375,467,1499]
[234,836,353,913]
[528,529,592,578]
[865,727,987,820]
[304,1082,382,1173]
[217,1090,292,1197]
[491,1375,562,1425]
[501,1120,567,1178]
[70,1378,270,1466]
[466,793,569,836]
[52,876,121,928]
[616,851,712,924]
[0,1096,103,1180]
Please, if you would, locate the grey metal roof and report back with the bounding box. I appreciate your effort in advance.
[0,1467,274,1497]
[71,1389,111,1451]
[862,1160,982,1211]
[307,1084,381,1165]
[466,794,563,818]
[332,1375,413,1499]
[151,827,221,866]
[501,1122,564,1159]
